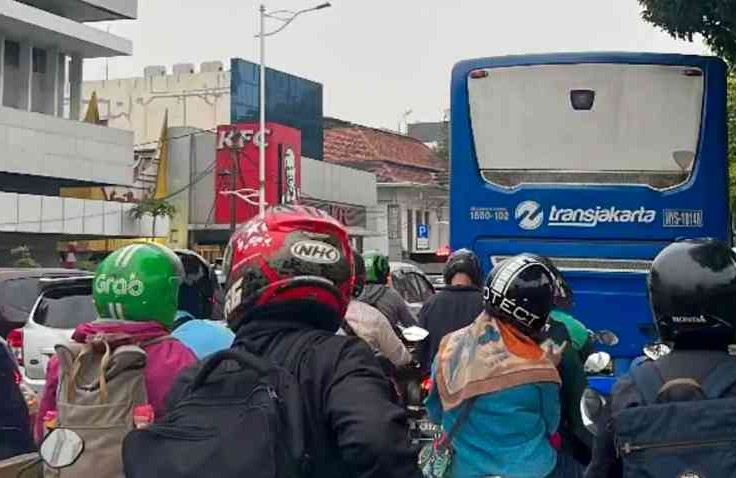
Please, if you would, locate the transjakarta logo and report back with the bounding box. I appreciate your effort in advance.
[291,240,340,264]
[515,201,544,230]
[514,201,656,229]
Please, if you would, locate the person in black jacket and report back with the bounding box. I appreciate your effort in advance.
[223,206,421,478]
[586,239,736,478]
[418,248,484,372]
[0,337,35,460]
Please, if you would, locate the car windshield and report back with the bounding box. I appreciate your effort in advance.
[34,287,97,329]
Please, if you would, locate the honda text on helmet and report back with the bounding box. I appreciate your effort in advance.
[443,248,482,288]
[93,243,184,329]
[363,250,391,285]
[484,254,556,337]
[222,205,353,331]
[648,238,736,349]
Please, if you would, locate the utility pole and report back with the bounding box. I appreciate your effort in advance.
[229,128,243,234]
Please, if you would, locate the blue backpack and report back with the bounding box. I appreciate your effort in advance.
[613,359,736,478]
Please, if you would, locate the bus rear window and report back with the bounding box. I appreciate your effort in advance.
[468,64,704,189]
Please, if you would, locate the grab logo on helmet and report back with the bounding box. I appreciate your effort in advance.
[94,274,145,297]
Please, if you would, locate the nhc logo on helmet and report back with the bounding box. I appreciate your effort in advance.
[291,240,341,264]
[515,201,544,230]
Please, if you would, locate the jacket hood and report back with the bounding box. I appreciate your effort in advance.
[359,284,387,303]
[72,319,169,346]
[234,301,339,353]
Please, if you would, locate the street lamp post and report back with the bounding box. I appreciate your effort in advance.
[256,2,331,217]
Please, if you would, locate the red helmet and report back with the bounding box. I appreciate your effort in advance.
[222,205,354,330]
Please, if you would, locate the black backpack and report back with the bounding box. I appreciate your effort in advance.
[612,358,736,478]
[122,332,320,478]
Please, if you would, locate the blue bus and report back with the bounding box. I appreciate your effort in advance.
[450,53,730,371]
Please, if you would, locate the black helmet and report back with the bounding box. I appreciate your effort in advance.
[522,254,573,310]
[174,249,215,320]
[444,248,482,287]
[484,254,556,337]
[648,239,736,349]
[352,250,366,298]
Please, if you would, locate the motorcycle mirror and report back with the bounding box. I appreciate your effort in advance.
[643,343,671,361]
[401,326,429,342]
[39,428,85,469]
[584,352,612,374]
[597,330,619,346]
[580,388,607,436]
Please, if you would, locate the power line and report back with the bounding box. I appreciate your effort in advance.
[0,159,217,228]
[133,127,219,150]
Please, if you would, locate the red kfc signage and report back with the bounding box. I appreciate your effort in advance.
[214,123,301,224]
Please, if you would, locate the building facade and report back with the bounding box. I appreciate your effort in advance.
[84,60,377,256]
[0,0,164,266]
[324,119,449,269]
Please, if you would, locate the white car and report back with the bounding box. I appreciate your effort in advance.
[14,276,96,394]
[389,262,436,318]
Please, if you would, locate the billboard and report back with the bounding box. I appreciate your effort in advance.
[214,122,301,224]
[230,58,323,160]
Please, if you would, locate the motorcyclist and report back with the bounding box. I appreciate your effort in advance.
[523,254,592,475]
[425,254,562,478]
[359,250,418,329]
[586,239,736,478]
[225,206,422,478]
[342,249,412,368]
[171,249,234,359]
[418,248,484,372]
[0,337,35,460]
[35,243,197,441]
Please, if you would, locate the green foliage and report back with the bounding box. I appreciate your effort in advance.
[129,198,177,239]
[638,0,736,65]
[11,245,40,268]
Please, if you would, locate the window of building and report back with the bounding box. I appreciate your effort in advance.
[4,40,19,68]
[32,48,47,74]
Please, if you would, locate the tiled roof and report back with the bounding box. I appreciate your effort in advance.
[324,124,447,184]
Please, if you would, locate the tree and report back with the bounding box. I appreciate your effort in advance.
[11,245,40,268]
[129,198,177,240]
[638,0,736,65]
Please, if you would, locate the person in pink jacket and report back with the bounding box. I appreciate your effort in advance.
[35,243,197,442]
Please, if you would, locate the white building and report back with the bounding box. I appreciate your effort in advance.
[0,0,163,265]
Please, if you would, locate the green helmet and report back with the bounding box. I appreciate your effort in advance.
[93,243,184,329]
[363,250,390,284]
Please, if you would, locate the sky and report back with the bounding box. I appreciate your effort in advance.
[84,0,709,130]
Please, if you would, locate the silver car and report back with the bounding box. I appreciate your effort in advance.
[17,276,96,394]
[389,262,435,318]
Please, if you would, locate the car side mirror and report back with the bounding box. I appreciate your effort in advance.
[401,326,429,342]
[584,352,612,374]
[40,428,85,469]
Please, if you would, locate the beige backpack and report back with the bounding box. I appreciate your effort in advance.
[48,339,148,478]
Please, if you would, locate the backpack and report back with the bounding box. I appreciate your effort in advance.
[50,337,155,478]
[612,359,736,478]
[122,332,321,478]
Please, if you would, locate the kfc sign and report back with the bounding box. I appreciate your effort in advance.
[214,123,301,224]
[217,128,271,150]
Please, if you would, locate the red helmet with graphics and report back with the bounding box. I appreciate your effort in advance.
[222,205,354,331]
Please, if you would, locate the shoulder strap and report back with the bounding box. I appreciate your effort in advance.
[445,396,477,443]
[629,363,665,405]
[701,358,736,399]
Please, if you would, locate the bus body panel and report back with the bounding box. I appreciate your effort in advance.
[450,53,729,358]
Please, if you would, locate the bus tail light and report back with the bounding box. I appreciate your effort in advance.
[7,329,23,366]
[470,69,489,79]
